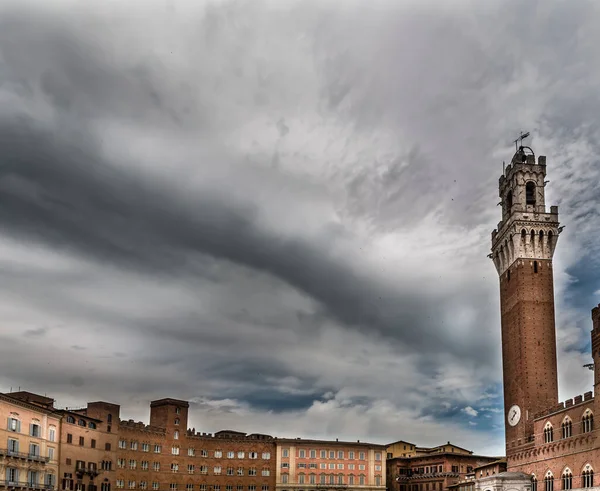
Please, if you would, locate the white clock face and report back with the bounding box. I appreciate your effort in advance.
[507,405,521,427]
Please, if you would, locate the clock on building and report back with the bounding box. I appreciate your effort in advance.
[507,405,521,427]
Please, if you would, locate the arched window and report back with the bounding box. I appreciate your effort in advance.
[526,181,536,205]
[582,410,594,433]
[539,230,544,242]
[544,423,554,443]
[319,474,326,485]
[107,414,112,423]
[531,229,536,245]
[548,231,554,247]
[506,191,513,213]
[89,422,97,430]
[521,229,527,241]
[545,471,554,491]
[329,474,335,485]
[562,418,572,438]
[532,475,538,491]
[338,474,344,485]
[78,419,86,427]
[582,465,594,488]
[562,469,572,490]
[66,416,75,424]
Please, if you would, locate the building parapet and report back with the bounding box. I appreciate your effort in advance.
[119,420,166,434]
[533,393,594,420]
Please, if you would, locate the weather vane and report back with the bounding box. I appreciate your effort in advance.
[513,131,530,151]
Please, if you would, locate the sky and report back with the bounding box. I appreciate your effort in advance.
[1,0,600,457]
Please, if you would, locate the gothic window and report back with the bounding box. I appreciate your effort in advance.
[532,476,537,491]
[506,191,513,213]
[534,261,539,274]
[545,472,554,491]
[582,410,594,433]
[582,465,594,488]
[561,418,572,438]
[562,469,572,490]
[526,181,536,205]
[544,423,554,443]
[548,231,554,247]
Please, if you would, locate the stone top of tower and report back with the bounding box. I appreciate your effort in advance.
[592,304,600,329]
[490,143,562,275]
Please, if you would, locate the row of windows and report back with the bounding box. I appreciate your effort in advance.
[5,468,56,486]
[533,469,595,491]
[282,462,368,470]
[66,433,108,449]
[543,413,594,443]
[7,418,57,441]
[119,443,270,460]
[6,437,56,460]
[115,483,269,491]
[279,473,375,485]
[65,416,99,430]
[116,462,271,476]
[280,449,373,460]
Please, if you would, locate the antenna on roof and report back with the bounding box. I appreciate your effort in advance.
[513,131,530,151]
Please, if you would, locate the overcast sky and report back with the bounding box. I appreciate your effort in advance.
[1,0,600,457]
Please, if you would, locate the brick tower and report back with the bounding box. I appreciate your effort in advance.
[490,143,562,457]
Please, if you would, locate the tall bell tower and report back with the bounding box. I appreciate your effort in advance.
[490,139,562,457]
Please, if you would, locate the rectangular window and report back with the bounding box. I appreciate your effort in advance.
[338,451,344,459]
[199,466,208,475]
[262,469,270,477]
[154,445,161,453]
[299,475,305,484]
[67,434,73,444]
[48,447,55,460]
[130,461,137,470]
[30,423,40,437]
[298,463,307,469]
[262,452,271,460]
[188,448,195,456]
[249,468,257,477]
[91,440,97,449]
[214,466,222,475]
[119,441,127,449]
[227,467,235,476]
[152,484,159,491]
[359,452,365,460]
[201,450,208,457]
[237,467,244,476]
[320,463,326,469]
[49,428,56,442]
[29,443,39,457]
[228,451,235,459]
[310,475,316,485]
[106,443,112,451]
[310,450,316,459]
[360,476,365,485]
[8,418,19,432]
[309,463,317,469]
[329,451,335,459]
[238,451,245,459]
[299,450,306,458]
[171,464,178,473]
[349,452,354,460]
[172,447,179,455]
[142,462,149,471]
[282,449,289,458]
[282,463,289,469]
[79,437,85,446]
[188,465,194,474]
[153,463,160,472]
[118,459,126,469]
[320,450,326,459]
[281,475,289,484]
[215,451,223,458]
[329,464,335,470]
[142,443,150,452]
[375,465,382,471]
[375,452,381,461]
[131,442,138,450]
[338,464,344,470]
[249,452,257,459]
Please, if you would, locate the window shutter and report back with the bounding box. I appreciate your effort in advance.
[15,440,20,453]
[17,420,21,432]
[7,417,10,430]
[15,469,20,482]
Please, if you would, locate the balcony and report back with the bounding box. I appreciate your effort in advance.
[75,468,100,479]
[0,450,50,464]
[1,481,55,490]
